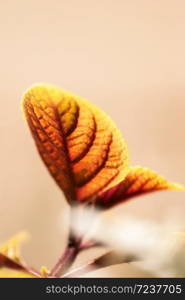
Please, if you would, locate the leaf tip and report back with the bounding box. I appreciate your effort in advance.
[169,182,185,191]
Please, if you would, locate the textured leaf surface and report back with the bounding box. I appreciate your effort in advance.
[96,166,184,208]
[22,85,128,202]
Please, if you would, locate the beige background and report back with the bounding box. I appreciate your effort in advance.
[0,0,185,275]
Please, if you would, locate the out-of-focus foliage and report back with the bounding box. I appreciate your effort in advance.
[0,233,36,278]
[0,267,35,278]
[0,232,28,263]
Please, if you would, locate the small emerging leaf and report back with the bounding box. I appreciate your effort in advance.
[96,166,185,208]
[22,85,129,203]
[40,266,49,276]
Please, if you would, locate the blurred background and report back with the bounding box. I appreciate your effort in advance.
[0,0,185,276]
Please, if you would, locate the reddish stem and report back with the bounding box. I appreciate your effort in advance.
[50,232,82,277]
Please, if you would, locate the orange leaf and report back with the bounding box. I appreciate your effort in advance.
[96,166,185,208]
[22,85,129,203]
